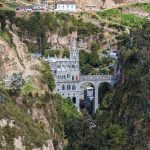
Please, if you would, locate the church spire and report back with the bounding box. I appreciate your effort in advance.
[70,37,79,61]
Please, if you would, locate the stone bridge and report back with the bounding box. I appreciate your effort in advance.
[79,75,118,112]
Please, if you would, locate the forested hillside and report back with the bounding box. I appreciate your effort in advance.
[63,23,150,150]
[0,4,150,150]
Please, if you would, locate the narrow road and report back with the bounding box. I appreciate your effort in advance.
[80,13,130,34]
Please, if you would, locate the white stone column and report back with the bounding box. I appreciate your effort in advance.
[94,85,99,113]
[76,91,80,112]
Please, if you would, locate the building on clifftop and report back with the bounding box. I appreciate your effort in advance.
[55,0,77,12]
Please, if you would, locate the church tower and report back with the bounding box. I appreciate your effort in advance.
[70,37,79,62]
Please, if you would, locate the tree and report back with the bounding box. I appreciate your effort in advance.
[91,42,100,51]
[88,51,100,67]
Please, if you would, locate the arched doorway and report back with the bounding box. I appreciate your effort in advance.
[80,82,95,115]
[72,97,76,104]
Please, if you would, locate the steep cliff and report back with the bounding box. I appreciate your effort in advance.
[75,0,150,8]
[0,11,64,149]
[95,23,150,149]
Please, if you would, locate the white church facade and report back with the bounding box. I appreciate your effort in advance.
[44,38,118,112]
[44,38,80,109]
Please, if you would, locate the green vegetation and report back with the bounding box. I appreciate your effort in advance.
[132,3,150,13]
[0,30,14,47]
[21,80,39,95]
[44,49,61,57]
[63,21,150,150]
[60,98,80,119]
[62,48,70,58]
[5,2,22,9]
[97,23,150,149]
[0,9,15,31]
[34,61,55,91]
[97,8,148,28]
[14,12,101,52]
[0,88,48,149]
[79,49,115,75]
[0,0,5,2]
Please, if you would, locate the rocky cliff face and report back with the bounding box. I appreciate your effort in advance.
[0,30,64,150]
[75,0,150,8]
[95,23,150,149]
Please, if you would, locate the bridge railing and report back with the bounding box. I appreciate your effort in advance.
[80,75,117,81]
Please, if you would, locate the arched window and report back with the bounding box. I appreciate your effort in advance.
[76,75,79,80]
[72,84,76,90]
[72,97,76,104]
[67,74,70,78]
[62,84,65,90]
[67,84,71,90]
[72,75,74,81]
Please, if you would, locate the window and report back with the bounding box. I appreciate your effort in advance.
[62,75,65,79]
[67,84,71,90]
[62,84,65,90]
[72,75,74,81]
[72,97,76,104]
[67,74,70,78]
[76,75,79,80]
[72,84,76,90]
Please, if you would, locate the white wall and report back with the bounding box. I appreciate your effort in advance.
[56,4,76,12]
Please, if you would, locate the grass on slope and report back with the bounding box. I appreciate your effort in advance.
[5,2,22,9]
[97,9,147,28]
[0,30,14,47]
[21,80,39,95]
[0,88,48,149]
[60,98,80,118]
[131,3,150,13]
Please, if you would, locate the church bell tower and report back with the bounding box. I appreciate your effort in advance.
[70,37,79,62]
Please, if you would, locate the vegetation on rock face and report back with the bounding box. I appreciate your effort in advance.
[96,23,150,149]
[0,30,14,47]
[33,61,55,91]
[63,23,150,150]
[131,3,150,13]
[0,9,15,31]
[14,12,101,52]
[0,5,150,150]
[0,88,48,149]
[97,8,148,28]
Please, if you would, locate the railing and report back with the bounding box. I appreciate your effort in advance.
[80,75,117,82]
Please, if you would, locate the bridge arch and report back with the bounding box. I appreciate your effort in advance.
[79,82,95,114]
[98,82,111,105]
[79,75,117,113]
